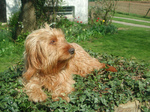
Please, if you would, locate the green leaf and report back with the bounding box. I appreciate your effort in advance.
[100,96,108,106]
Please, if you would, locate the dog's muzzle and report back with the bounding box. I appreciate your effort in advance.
[68,48,75,55]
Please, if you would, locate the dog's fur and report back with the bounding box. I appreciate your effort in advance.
[23,24,117,102]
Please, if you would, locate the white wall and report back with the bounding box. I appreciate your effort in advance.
[6,0,21,22]
[62,0,88,23]
[5,0,88,23]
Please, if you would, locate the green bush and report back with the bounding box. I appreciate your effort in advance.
[8,11,20,41]
[0,28,24,57]
[16,32,30,43]
[0,52,149,111]
[90,18,117,35]
[9,12,20,28]
[0,29,15,57]
[56,17,117,42]
[7,11,30,43]
[57,18,93,42]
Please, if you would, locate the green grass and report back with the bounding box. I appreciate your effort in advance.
[78,24,150,63]
[0,28,24,73]
[0,55,23,72]
[115,12,150,19]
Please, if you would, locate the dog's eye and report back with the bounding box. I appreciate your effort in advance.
[50,40,55,44]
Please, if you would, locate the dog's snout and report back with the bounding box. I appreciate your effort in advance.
[69,48,75,55]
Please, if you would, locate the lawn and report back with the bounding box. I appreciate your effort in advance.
[114,13,150,21]
[0,28,24,73]
[114,13,150,26]
[79,24,150,63]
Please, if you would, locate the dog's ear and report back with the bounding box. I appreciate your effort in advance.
[26,40,48,70]
[23,52,36,81]
[34,41,48,68]
[23,41,48,80]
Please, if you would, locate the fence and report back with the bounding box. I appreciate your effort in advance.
[89,1,150,17]
[115,1,150,17]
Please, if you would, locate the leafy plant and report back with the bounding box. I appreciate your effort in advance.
[0,51,149,111]
[0,29,14,57]
[34,0,64,27]
[16,31,30,43]
[57,17,104,42]
[8,11,20,28]
[89,0,117,25]
[89,17,118,35]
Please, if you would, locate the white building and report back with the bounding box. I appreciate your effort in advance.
[2,0,88,23]
[61,0,88,23]
[5,0,21,22]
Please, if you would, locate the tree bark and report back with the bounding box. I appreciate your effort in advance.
[15,0,36,39]
[0,0,6,22]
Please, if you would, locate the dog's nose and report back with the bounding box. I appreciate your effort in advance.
[69,48,75,55]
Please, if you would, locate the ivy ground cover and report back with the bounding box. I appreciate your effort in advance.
[0,52,150,111]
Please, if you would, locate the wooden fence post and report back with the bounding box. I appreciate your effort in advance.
[145,8,150,17]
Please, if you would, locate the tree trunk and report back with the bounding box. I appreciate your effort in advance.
[0,0,6,22]
[15,0,36,39]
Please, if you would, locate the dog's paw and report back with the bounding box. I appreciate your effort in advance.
[28,90,47,102]
[106,65,117,72]
[52,96,70,102]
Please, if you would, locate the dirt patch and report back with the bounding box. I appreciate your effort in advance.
[112,20,150,28]
[89,1,150,17]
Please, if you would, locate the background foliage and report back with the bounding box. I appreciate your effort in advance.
[89,0,117,25]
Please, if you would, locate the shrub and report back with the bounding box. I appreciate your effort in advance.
[7,11,30,43]
[0,29,14,57]
[16,31,30,43]
[8,11,21,41]
[0,52,149,111]
[88,0,118,35]
[0,28,24,58]
[9,11,20,28]
[89,0,117,25]
[56,17,104,42]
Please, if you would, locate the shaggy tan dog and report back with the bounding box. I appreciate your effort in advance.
[23,24,117,102]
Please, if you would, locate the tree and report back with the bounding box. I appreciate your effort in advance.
[15,0,36,39]
[0,0,6,22]
[35,0,61,27]
[15,0,62,39]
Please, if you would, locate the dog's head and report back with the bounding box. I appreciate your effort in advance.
[23,23,75,80]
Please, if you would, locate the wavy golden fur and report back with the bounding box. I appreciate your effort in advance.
[23,23,117,102]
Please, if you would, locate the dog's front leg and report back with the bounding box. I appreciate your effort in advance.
[25,77,47,102]
[50,71,75,102]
